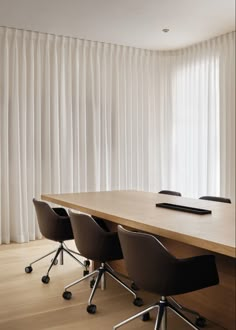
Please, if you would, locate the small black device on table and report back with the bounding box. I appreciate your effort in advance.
[156,203,212,215]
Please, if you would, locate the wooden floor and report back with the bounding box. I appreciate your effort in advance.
[0,239,225,330]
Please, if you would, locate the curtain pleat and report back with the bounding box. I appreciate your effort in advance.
[219,32,235,200]
[0,27,235,243]
[1,29,10,242]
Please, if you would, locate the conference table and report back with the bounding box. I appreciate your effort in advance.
[41,191,235,329]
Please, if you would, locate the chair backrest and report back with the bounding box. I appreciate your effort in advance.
[69,210,123,262]
[159,190,181,196]
[33,198,73,242]
[118,225,176,294]
[199,196,231,203]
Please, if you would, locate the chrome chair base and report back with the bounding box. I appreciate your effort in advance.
[63,262,141,314]
[113,296,201,330]
[25,241,90,282]
[130,285,203,323]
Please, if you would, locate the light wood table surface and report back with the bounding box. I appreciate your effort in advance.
[42,190,235,257]
[42,191,236,329]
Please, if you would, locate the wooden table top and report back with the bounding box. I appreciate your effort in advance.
[41,191,235,258]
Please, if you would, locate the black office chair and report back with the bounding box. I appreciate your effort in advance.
[159,190,182,196]
[62,211,142,314]
[114,225,219,330]
[25,199,90,283]
[199,196,231,203]
[141,188,205,322]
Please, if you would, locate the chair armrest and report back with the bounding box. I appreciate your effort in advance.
[171,254,219,295]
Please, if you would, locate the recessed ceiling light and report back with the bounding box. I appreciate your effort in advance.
[162,28,170,33]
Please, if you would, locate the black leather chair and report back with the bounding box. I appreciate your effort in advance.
[145,189,205,323]
[25,199,90,283]
[133,189,179,290]
[114,225,219,330]
[62,210,142,314]
[159,190,182,196]
[199,196,231,203]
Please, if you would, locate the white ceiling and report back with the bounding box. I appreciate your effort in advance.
[0,0,235,50]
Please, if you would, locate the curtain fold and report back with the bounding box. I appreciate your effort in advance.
[0,27,235,243]
[219,32,235,200]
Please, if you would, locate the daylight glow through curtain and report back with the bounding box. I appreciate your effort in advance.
[0,27,235,243]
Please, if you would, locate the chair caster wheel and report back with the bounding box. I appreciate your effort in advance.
[51,258,58,265]
[87,304,96,314]
[41,275,50,284]
[84,260,90,267]
[131,282,139,290]
[196,316,206,327]
[63,291,72,300]
[25,266,33,273]
[133,297,143,307]
[90,279,95,288]
[141,312,150,321]
[83,270,89,276]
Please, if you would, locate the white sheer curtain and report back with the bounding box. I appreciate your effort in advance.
[171,40,221,197]
[0,27,235,243]
[0,28,163,243]
[170,33,235,198]
[218,32,235,200]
